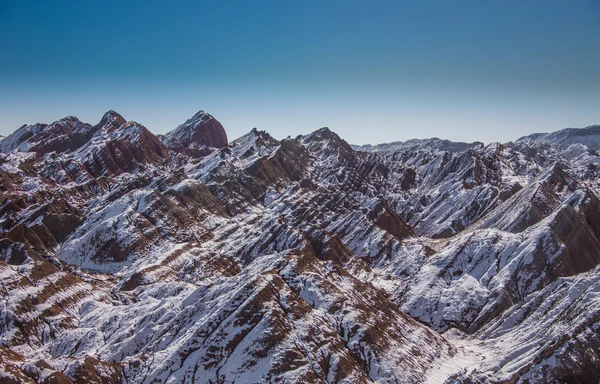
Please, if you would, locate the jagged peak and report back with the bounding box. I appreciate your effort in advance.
[230,128,280,155]
[249,127,276,141]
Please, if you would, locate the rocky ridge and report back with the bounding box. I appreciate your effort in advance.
[1,111,600,383]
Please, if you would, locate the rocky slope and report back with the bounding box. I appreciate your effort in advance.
[1,111,600,383]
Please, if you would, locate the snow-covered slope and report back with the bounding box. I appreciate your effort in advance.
[1,115,600,383]
[353,137,483,154]
[515,125,600,150]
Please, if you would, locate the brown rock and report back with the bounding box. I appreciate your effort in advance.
[163,111,228,151]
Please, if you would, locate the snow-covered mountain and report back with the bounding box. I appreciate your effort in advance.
[1,112,600,383]
[514,125,600,150]
[352,137,483,153]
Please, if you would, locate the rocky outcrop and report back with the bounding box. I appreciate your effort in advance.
[367,198,414,241]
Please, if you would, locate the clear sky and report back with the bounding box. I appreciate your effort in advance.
[1,0,599,144]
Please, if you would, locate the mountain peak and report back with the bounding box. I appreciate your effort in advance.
[95,110,127,131]
[103,109,125,120]
[58,116,81,124]
[189,110,211,122]
[163,110,228,151]
[303,127,343,143]
[2,110,600,383]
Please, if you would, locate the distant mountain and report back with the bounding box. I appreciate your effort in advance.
[513,124,600,150]
[353,137,483,153]
[1,115,600,383]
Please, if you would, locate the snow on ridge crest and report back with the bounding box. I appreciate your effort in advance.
[1,114,600,383]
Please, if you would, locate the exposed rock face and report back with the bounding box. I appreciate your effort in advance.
[2,114,600,383]
[78,121,169,177]
[0,117,93,155]
[95,110,127,132]
[162,110,228,153]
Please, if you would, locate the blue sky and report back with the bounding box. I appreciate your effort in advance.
[1,0,599,144]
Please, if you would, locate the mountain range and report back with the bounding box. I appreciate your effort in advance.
[1,110,600,383]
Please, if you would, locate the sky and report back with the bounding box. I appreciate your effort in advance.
[0,0,599,145]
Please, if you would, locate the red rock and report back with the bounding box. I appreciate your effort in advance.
[162,111,228,152]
